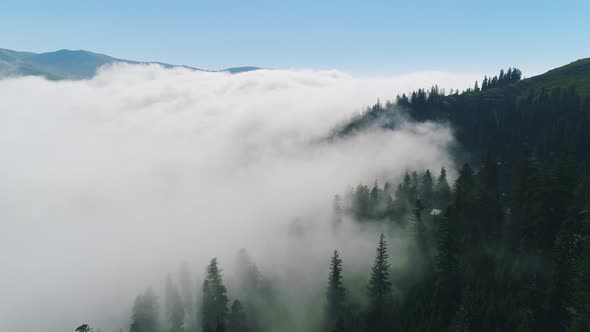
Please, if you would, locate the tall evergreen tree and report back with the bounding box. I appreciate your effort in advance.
[202,258,229,332]
[130,288,159,332]
[435,167,451,208]
[410,171,420,203]
[325,250,346,332]
[453,164,475,208]
[436,209,458,277]
[227,299,249,332]
[370,181,382,217]
[411,199,432,277]
[420,170,434,208]
[354,184,371,219]
[402,172,412,196]
[367,234,393,331]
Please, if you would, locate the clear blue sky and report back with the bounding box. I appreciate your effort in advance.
[2,0,590,76]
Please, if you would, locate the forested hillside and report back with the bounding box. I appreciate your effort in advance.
[340,59,590,164]
[328,59,590,331]
[80,60,590,332]
[118,155,589,332]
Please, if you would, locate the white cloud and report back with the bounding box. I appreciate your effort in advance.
[0,64,474,331]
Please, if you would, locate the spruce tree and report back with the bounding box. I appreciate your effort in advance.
[367,234,393,331]
[202,258,229,332]
[435,167,451,207]
[325,250,346,332]
[370,181,381,217]
[354,184,371,219]
[436,209,458,277]
[420,170,434,208]
[411,199,432,277]
[227,299,248,332]
[402,172,412,198]
[410,171,420,202]
[130,287,159,332]
[453,164,474,208]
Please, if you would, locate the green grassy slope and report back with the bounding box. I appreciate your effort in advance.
[467,58,590,101]
[524,58,590,97]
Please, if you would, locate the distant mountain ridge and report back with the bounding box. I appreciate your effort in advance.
[0,48,261,80]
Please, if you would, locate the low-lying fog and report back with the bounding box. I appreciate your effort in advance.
[0,64,475,332]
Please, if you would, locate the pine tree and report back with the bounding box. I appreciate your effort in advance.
[396,173,413,216]
[130,288,159,332]
[420,170,434,208]
[325,250,346,332]
[410,172,420,202]
[506,68,513,82]
[370,181,381,217]
[491,76,498,88]
[411,199,432,276]
[453,164,474,208]
[436,209,458,277]
[227,299,248,332]
[354,184,371,219]
[435,167,451,208]
[166,276,185,332]
[367,234,393,331]
[402,172,412,196]
[202,258,229,332]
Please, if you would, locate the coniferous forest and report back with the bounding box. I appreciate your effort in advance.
[83,59,590,332]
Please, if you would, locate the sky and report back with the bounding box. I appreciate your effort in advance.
[2,0,590,76]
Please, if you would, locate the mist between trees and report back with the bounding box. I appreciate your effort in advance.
[0,64,465,332]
